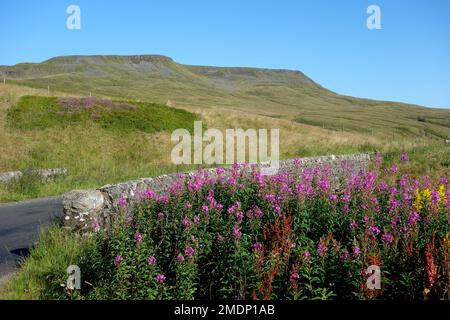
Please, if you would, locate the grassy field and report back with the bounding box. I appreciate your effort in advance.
[0,55,449,201]
[0,85,200,201]
[0,56,449,299]
[0,80,449,202]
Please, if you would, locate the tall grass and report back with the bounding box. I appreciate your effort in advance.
[0,225,96,300]
[0,84,448,202]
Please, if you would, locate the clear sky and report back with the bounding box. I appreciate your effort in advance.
[1,0,449,108]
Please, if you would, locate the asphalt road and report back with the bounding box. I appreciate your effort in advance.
[0,196,63,276]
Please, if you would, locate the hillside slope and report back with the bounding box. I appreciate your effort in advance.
[1,55,450,139]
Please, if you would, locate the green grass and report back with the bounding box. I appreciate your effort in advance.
[0,225,96,300]
[381,143,450,177]
[2,169,48,200]
[0,90,207,202]
[1,84,449,203]
[0,162,202,203]
[7,95,198,134]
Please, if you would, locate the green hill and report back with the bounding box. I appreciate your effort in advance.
[1,54,450,139]
[7,95,198,134]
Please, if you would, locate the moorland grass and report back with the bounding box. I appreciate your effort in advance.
[1,84,449,202]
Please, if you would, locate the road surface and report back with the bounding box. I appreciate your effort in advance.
[0,196,63,276]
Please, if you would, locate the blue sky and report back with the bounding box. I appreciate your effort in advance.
[1,0,449,108]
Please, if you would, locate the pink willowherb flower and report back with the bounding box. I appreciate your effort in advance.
[142,188,156,200]
[378,180,388,191]
[317,241,327,257]
[388,198,400,213]
[184,246,195,258]
[158,195,170,204]
[227,201,242,215]
[319,178,331,193]
[182,216,191,229]
[232,224,242,240]
[431,190,439,205]
[403,192,412,202]
[363,171,376,190]
[408,211,420,225]
[370,225,381,236]
[303,251,311,261]
[134,231,143,243]
[399,176,409,188]
[255,172,266,187]
[114,255,123,266]
[156,274,166,284]
[148,256,156,266]
[252,206,263,219]
[401,152,408,162]
[363,215,369,225]
[330,194,338,203]
[341,191,351,204]
[290,272,300,281]
[227,177,236,186]
[236,211,244,221]
[381,232,394,244]
[193,215,200,225]
[274,205,281,215]
[91,219,101,232]
[390,164,398,174]
[340,250,350,261]
[118,196,127,208]
[167,179,183,195]
[251,242,263,252]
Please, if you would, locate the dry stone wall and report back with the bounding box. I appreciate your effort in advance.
[63,154,371,233]
[0,168,68,183]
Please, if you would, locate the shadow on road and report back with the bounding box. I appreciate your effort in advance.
[10,248,30,257]
[0,196,63,276]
